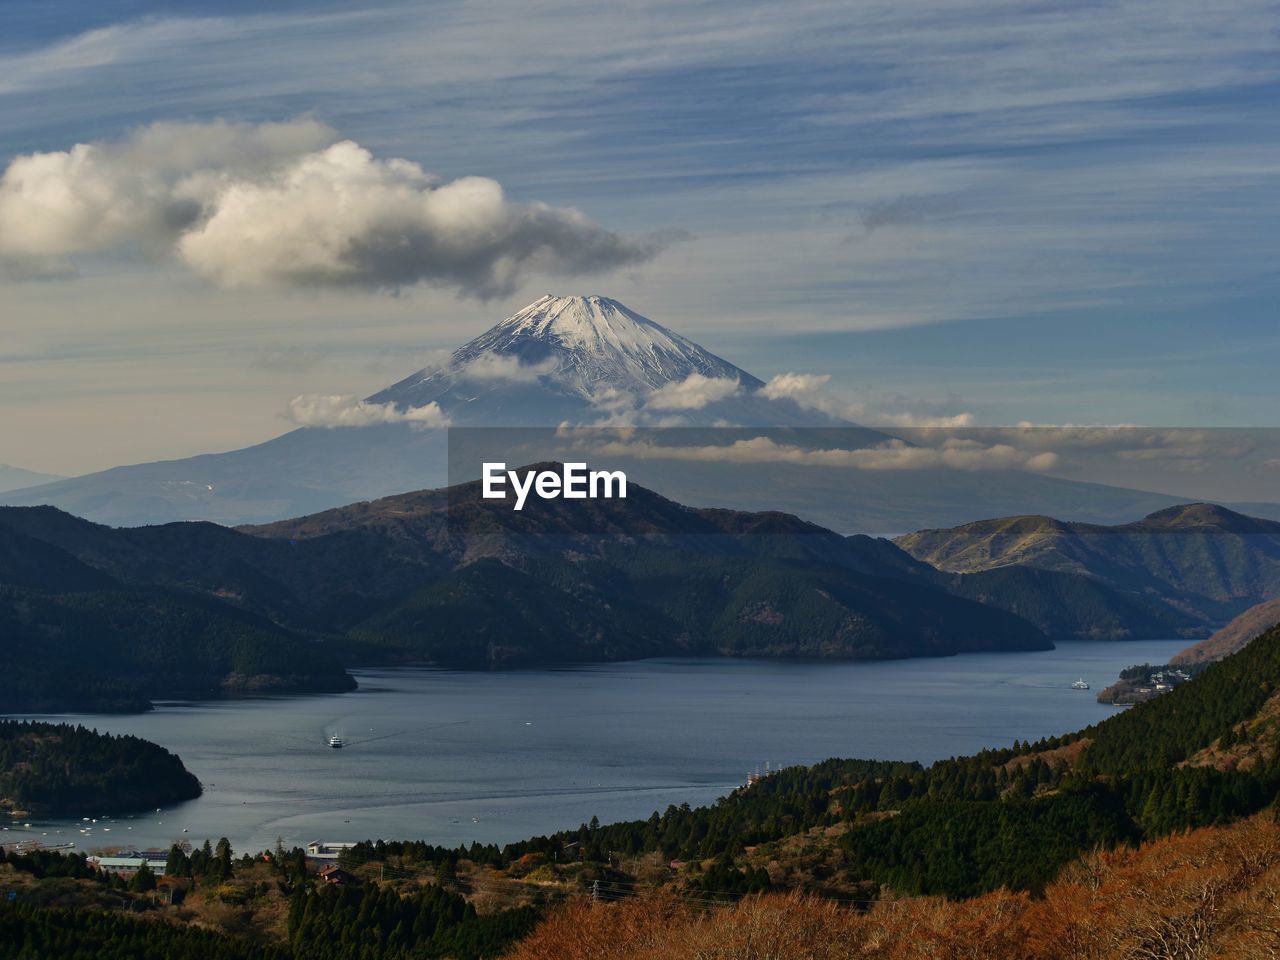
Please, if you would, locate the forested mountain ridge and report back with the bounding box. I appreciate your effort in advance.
[896,502,1280,625]
[5,475,1267,718]
[243,480,1272,641]
[0,721,201,816]
[505,814,1280,960]
[0,479,1052,674]
[0,511,355,712]
[1,473,1237,702]
[0,584,357,713]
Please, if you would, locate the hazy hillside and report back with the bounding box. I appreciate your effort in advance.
[0,585,356,713]
[939,564,1201,640]
[0,464,63,494]
[249,478,1204,642]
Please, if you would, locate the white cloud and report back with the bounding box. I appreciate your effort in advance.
[759,372,832,403]
[646,373,741,411]
[0,119,335,259]
[759,372,974,427]
[0,121,667,297]
[459,354,559,382]
[286,394,449,428]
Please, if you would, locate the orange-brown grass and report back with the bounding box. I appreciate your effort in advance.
[504,814,1280,960]
[1001,737,1092,775]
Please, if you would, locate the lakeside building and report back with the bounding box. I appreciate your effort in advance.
[306,841,359,861]
[89,855,167,877]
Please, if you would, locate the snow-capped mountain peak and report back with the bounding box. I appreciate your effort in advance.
[368,295,764,419]
[486,294,757,390]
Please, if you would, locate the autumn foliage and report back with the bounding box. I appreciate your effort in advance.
[505,814,1280,960]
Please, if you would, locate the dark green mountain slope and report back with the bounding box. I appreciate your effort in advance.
[5,470,1238,685]
[0,720,201,815]
[247,476,1207,646]
[0,523,116,592]
[0,474,1051,677]
[940,565,1202,640]
[0,585,355,713]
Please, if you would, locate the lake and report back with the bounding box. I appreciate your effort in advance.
[3,638,1186,857]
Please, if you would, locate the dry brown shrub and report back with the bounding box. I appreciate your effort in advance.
[504,817,1280,960]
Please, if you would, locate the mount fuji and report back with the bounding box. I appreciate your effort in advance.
[0,296,854,527]
[2,295,1190,530]
[366,294,833,427]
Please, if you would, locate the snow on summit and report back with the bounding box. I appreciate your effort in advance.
[369,295,763,417]
[489,294,759,390]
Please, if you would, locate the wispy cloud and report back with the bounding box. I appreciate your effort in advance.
[3,2,1279,331]
[590,434,1059,472]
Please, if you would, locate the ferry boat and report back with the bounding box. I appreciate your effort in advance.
[1071,678,1090,690]
[327,735,344,749]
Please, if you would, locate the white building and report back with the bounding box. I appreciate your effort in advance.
[89,856,166,877]
[306,841,359,861]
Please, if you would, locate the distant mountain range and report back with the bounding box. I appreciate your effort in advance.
[896,503,1280,625]
[0,472,1050,708]
[9,473,1277,713]
[0,464,62,494]
[2,294,1263,532]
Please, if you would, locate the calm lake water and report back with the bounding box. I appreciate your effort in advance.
[4,639,1186,857]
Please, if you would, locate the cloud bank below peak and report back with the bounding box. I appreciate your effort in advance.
[286,394,449,429]
[0,119,671,298]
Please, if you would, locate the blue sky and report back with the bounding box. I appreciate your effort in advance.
[1,0,1279,474]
